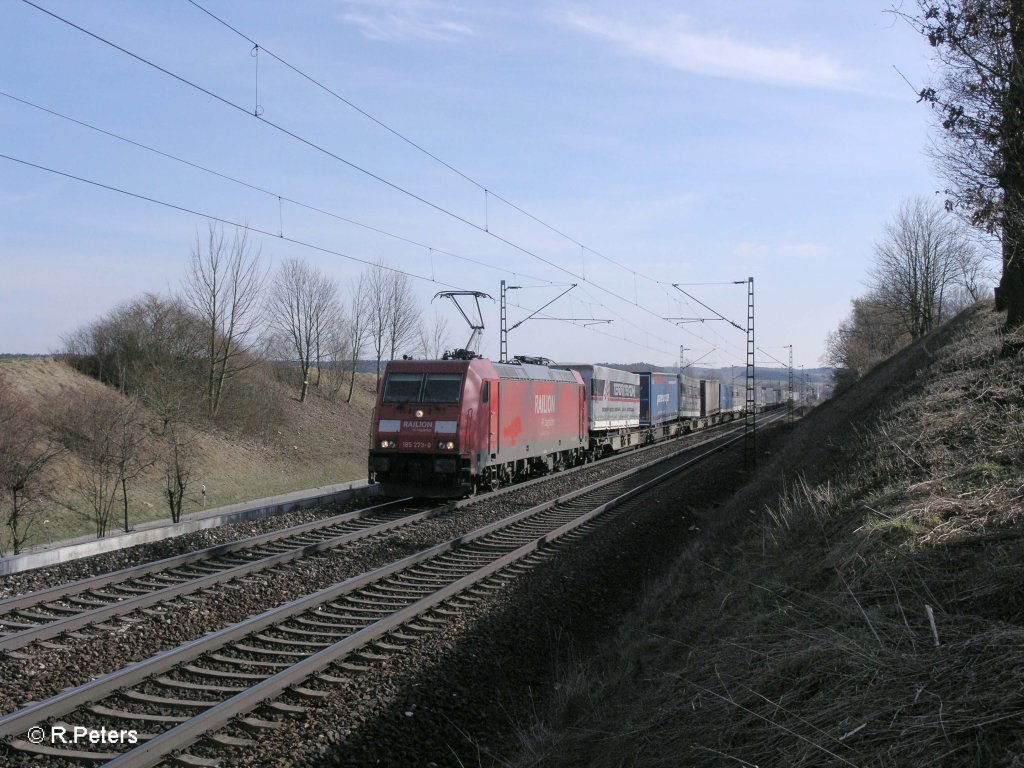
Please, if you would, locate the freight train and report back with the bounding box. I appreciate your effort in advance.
[367,355,744,498]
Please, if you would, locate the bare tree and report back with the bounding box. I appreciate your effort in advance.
[345,272,371,403]
[266,258,339,402]
[869,197,984,338]
[418,310,450,359]
[824,296,911,376]
[114,397,148,533]
[366,262,422,390]
[135,364,195,524]
[182,223,266,418]
[367,262,392,391]
[321,309,350,398]
[956,229,1001,301]
[312,282,342,391]
[0,375,61,554]
[386,270,422,361]
[162,418,193,524]
[53,390,139,539]
[899,1,1024,326]
[63,293,205,402]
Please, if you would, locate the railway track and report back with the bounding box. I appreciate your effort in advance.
[0,416,752,657]
[0,498,429,653]
[0,421,766,766]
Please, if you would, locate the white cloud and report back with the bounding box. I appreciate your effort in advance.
[561,10,859,90]
[339,0,475,42]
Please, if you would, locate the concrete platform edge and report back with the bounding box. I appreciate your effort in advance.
[0,479,380,576]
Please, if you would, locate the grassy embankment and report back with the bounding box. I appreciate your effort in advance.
[0,357,375,551]
[513,302,1024,767]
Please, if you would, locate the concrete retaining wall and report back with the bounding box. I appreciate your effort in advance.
[0,480,379,576]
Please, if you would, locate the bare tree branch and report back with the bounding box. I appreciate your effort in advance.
[266,258,339,402]
[0,374,62,554]
[182,222,266,418]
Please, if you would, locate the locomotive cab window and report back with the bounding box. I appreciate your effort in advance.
[422,374,463,403]
[382,373,423,403]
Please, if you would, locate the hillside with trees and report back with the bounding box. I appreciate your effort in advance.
[0,222,447,554]
[825,195,995,390]
[0,355,377,553]
[504,4,1024,762]
[828,0,1024,389]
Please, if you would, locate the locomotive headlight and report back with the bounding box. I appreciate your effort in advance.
[380,439,396,449]
[445,441,455,450]
[415,409,424,418]
[437,440,455,450]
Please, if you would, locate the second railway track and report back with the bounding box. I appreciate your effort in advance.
[0,498,431,653]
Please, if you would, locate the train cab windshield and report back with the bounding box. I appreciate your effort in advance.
[422,374,462,403]
[382,372,463,404]
[382,373,423,403]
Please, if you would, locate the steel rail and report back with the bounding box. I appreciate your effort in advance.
[0,422,754,752]
[0,499,433,652]
[0,408,743,619]
[0,497,414,613]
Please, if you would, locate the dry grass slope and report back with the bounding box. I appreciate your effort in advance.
[512,303,1024,768]
[0,357,376,551]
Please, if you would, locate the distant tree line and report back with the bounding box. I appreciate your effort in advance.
[64,224,446,409]
[0,222,451,551]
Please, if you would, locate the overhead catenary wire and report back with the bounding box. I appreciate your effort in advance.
[0,153,448,286]
[184,0,664,284]
[0,89,560,288]
[757,347,790,369]
[672,284,745,332]
[21,0,687,348]
[181,0,750,346]
[18,0,752,363]
[1,151,670,358]
[658,283,745,359]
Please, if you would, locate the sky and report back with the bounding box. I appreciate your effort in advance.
[0,0,962,370]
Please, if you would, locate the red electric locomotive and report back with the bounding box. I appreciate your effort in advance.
[368,357,588,497]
